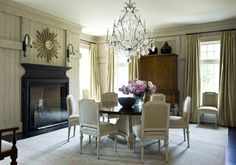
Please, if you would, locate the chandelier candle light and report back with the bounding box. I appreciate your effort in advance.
[106,0,155,61]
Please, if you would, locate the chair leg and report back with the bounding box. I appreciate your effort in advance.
[164,140,169,162]
[215,114,218,127]
[114,133,117,152]
[73,125,76,137]
[80,133,83,154]
[89,135,91,144]
[68,126,71,142]
[183,128,186,141]
[198,113,200,125]
[95,137,97,148]
[158,140,160,152]
[186,128,190,147]
[10,148,17,165]
[97,137,100,159]
[133,135,135,152]
[141,139,144,163]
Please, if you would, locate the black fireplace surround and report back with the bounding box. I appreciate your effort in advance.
[21,63,71,135]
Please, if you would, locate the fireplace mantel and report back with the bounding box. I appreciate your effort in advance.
[21,63,71,135]
[21,63,71,79]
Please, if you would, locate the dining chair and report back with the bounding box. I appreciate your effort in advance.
[66,94,80,142]
[150,93,166,102]
[198,92,218,126]
[79,99,118,159]
[169,96,191,147]
[132,101,170,163]
[0,127,19,165]
[82,89,90,99]
[101,92,118,122]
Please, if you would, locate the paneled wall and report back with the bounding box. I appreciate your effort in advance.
[0,1,82,130]
[21,18,66,66]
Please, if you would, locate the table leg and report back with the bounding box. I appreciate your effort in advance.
[116,115,134,149]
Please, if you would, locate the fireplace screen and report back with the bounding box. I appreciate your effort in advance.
[30,85,67,130]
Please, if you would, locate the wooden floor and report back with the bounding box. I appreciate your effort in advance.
[226,127,236,165]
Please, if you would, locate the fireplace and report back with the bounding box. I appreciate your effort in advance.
[21,63,71,135]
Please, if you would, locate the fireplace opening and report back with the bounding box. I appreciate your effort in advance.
[30,85,67,130]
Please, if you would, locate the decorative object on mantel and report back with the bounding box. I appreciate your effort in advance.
[22,34,32,57]
[119,79,156,103]
[33,28,60,63]
[105,0,155,61]
[148,47,158,55]
[161,41,172,54]
[66,44,75,62]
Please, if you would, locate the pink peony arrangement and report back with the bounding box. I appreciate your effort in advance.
[119,79,156,99]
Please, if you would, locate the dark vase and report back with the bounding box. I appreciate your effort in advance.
[148,47,158,55]
[118,97,136,107]
[161,41,172,54]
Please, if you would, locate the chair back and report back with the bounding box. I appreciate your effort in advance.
[101,92,118,103]
[79,99,99,128]
[82,89,90,99]
[150,93,166,102]
[183,96,191,123]
[142,101,170,137]
[66,94,77,115]
[202,92,218,107]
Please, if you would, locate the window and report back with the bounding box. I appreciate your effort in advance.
[115,54,128,96]
[79,47,90,97]
[200,40,220,98]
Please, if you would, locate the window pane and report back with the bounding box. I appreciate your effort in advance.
[115,54,128,96]
[200,40,220,103]
[79,48,90,97]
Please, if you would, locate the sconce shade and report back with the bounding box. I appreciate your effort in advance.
[66,44,75,62]
[22,34,32,57]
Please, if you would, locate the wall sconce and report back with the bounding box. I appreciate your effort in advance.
[66,44,75,62]
[22,34,32,57]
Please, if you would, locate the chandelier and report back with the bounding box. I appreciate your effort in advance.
[105,0,155,60]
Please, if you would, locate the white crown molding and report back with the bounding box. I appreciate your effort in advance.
[0,0,82,34]
[154,19,236,37]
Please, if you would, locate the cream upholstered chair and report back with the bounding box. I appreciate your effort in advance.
[82,89,90,99]
[150,93,166,102]
[79,99,118,159]
[132,101,170,163]
[66,94,80,142]
[198,92,218,126]
[169,96,191,147]
[101,92,118,122]
[0,127,18,165]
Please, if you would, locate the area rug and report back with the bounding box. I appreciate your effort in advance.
[1,124,227,165]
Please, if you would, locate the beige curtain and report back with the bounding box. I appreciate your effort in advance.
[89,44,101,101]
[128,56,139,80]
[219,31,236,127]
[106,47,115,92]
[184,34,200,123]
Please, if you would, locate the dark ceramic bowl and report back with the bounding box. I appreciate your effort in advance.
[118,97,136,107]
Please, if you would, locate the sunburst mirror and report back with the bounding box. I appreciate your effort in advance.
[34,28,60,62]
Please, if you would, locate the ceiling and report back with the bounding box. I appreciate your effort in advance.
[13,0,236,36]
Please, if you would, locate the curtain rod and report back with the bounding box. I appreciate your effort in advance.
[186,28,236,35]
[80,39,96,44]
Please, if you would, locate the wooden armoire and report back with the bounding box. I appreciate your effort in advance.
[139,54,179,108]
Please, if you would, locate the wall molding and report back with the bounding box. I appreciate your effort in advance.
[154,19,236,37]
[0,38,21,50]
